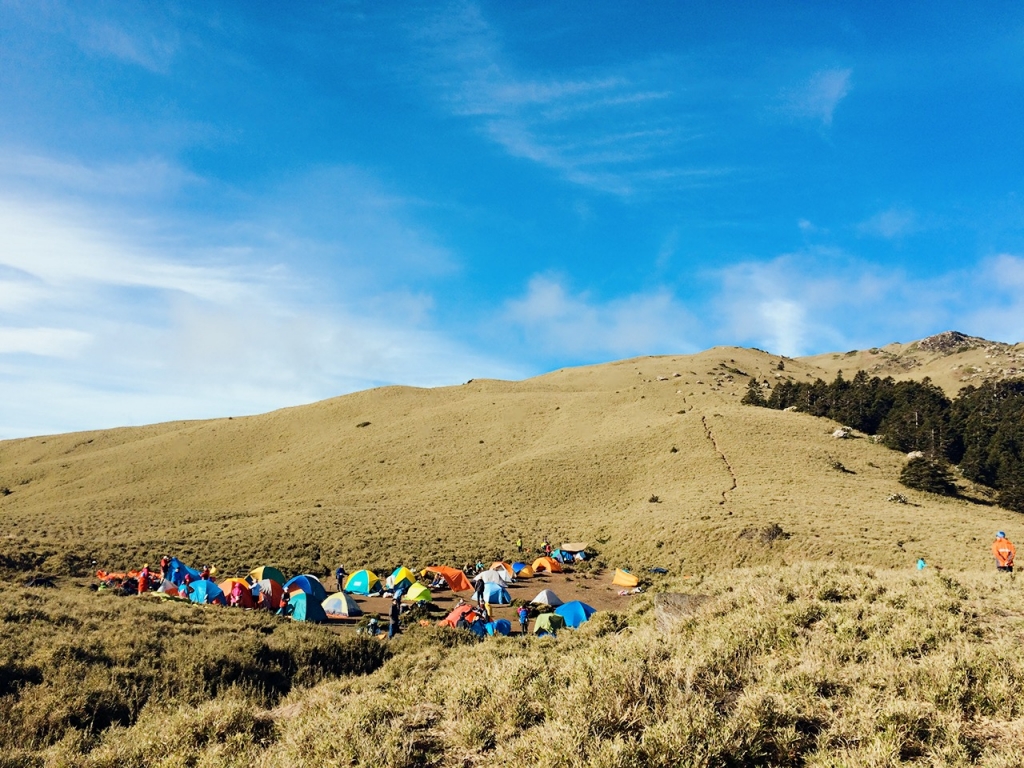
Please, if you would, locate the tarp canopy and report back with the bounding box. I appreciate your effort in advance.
[248,566,286,586]
[403,583,432,603]
[511,563,534,578]
[344,570,381,596]
[439,603,479,628]
[486,619,512,636]
[423,566,472,593]
[322,591,362,617]
[555,600,596,629]
[531,557,563,574]
[559,542,588,553]
[285,574,328,602]
[256,578,284,610]
[219,578,255,608]
[612,569,639,588]
[482,582,511,605]
[534,612,566,635]
[531,589,563,607]
[290,591,327,623]
[183,579,224,605]
[386,566,415,592]
[167,557,201,586]
[473,569,510,586]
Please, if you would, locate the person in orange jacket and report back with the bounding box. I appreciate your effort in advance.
[993,531,1016,572]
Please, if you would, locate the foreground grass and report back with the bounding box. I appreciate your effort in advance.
[7,563,1024,767]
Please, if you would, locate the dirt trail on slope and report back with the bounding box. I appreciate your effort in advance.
[701,414,738,505]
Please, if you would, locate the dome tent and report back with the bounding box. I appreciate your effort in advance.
[555,600,597,629]
[322,591,362,617]
[531,589,563,607]
[289,591,327,622]
[402,583,432,603]
[482,582,511,605]
[344,570,382,596]
[284,574,328,602]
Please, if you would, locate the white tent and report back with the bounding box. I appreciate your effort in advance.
[531,588,563,607]
[473,569,510,586]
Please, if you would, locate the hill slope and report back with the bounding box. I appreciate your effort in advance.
[2,340,1019,578]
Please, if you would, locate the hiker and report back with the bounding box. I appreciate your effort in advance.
[159,555,170,581]
[388,598,401,639]
[543,539,552,556]
[199,565,211,581]
[137,564,151,594]
[516,537,523,554]
[474,578,486,608]
[993,532,1016,572]
[277,591,293,617]
[335,565,346,590]
[366,615,380,636]
[517,605,529,635]
[228,580,245,607]
[180,573,194,600]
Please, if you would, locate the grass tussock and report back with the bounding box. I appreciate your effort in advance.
[8,564,1024,766]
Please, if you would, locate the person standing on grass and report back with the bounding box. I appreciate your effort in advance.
[517,605,529,635]
[516,536,523,554]
[388,597,401,639]
[993,532,1016,572]
[474,577,486,609]
[335,565,346,590]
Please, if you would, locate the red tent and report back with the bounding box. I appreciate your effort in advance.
[423,566,473,593]
[438,603,479,628]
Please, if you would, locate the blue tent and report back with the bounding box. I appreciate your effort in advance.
[284,574,328,602]
[184,579,225,605]
[482,582,511,605]
[469,618,488,637]
[551,549,572,564]
[289,592,327,623]
[511,562,530,574]
[555,600,597,629]
[486,619,512,636]
[168,557,201,586]
[343,569,382,596]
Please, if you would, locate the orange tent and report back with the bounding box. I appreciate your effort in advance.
[531,556,563,574]
[438,603,479,628]
[423,566,473,593]
[491,561,516,581]
[612,569,639,588]
[219,578,255,608]
[256,578,285,610]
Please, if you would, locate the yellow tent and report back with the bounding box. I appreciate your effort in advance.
[612,569,638,588]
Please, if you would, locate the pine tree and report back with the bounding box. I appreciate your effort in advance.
[741,378,766,406]
[899,456,958,496]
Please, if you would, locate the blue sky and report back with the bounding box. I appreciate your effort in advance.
[2,1,1024,437]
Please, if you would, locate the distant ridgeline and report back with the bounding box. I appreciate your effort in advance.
[743,371,1024,512]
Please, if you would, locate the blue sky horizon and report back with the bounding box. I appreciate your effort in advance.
[2,2,1023,438]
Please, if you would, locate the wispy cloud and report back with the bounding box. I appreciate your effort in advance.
[858,207,920,239]
[782,68,852,127]
[503,275,698,359]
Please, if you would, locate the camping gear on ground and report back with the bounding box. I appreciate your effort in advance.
[439,603,479,628]
[531,556,563,574]
[511,562,534,578]
[285,574,328,602]
[185,579,225,605]
[386,566,416,592]
[322,591,363,617]
[219,578,255,608]
[343,569,382,596]
[612,569,639,588]
[486,619,512,636]
[531,589,563,607]
[402,583,432,603]
[423,566,473,593]
[533,612,566,636]
[482,582,511,605]
[289,591,327,622]
[247,566,286,586]
[555,600,596,629]
[256,578,285,610]
[473,569,510,586]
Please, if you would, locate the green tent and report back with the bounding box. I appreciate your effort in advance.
[289,591,327,623]
[533,612,566,636]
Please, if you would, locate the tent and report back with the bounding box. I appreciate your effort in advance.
[385,566,416,592]
[247,566,286,586]
[482,582,511,605]
[511,563,534,578]
[167,557,201,586]
[560,542,588,554]
[531,589,563,607]
[531,557,563,574]
[473,569,510,586]
[285,574,328,602]
[555,600,596,629]
[344,570,382,596]
[612,569,639,588]
[402,583,432,603]
[289,591,327,623]
[322,591,362,617]
[156,579,179,596]
[256,578,285,610]
[491,561,516,580]
[219,578,255,608]
[423,566,472,593]
[184,579,225,605]
[486,619,513,637]
[551,550,572,564]
[439,603,479,628]
[534,612,566,636]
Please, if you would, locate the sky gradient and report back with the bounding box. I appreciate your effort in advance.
[2,1,1023,437]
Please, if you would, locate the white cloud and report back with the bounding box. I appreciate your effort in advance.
[783,68,852,127]
[503,275,698,359]
[0,327,92,357]
[859,207,919,239]
[966,254,1024,342]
